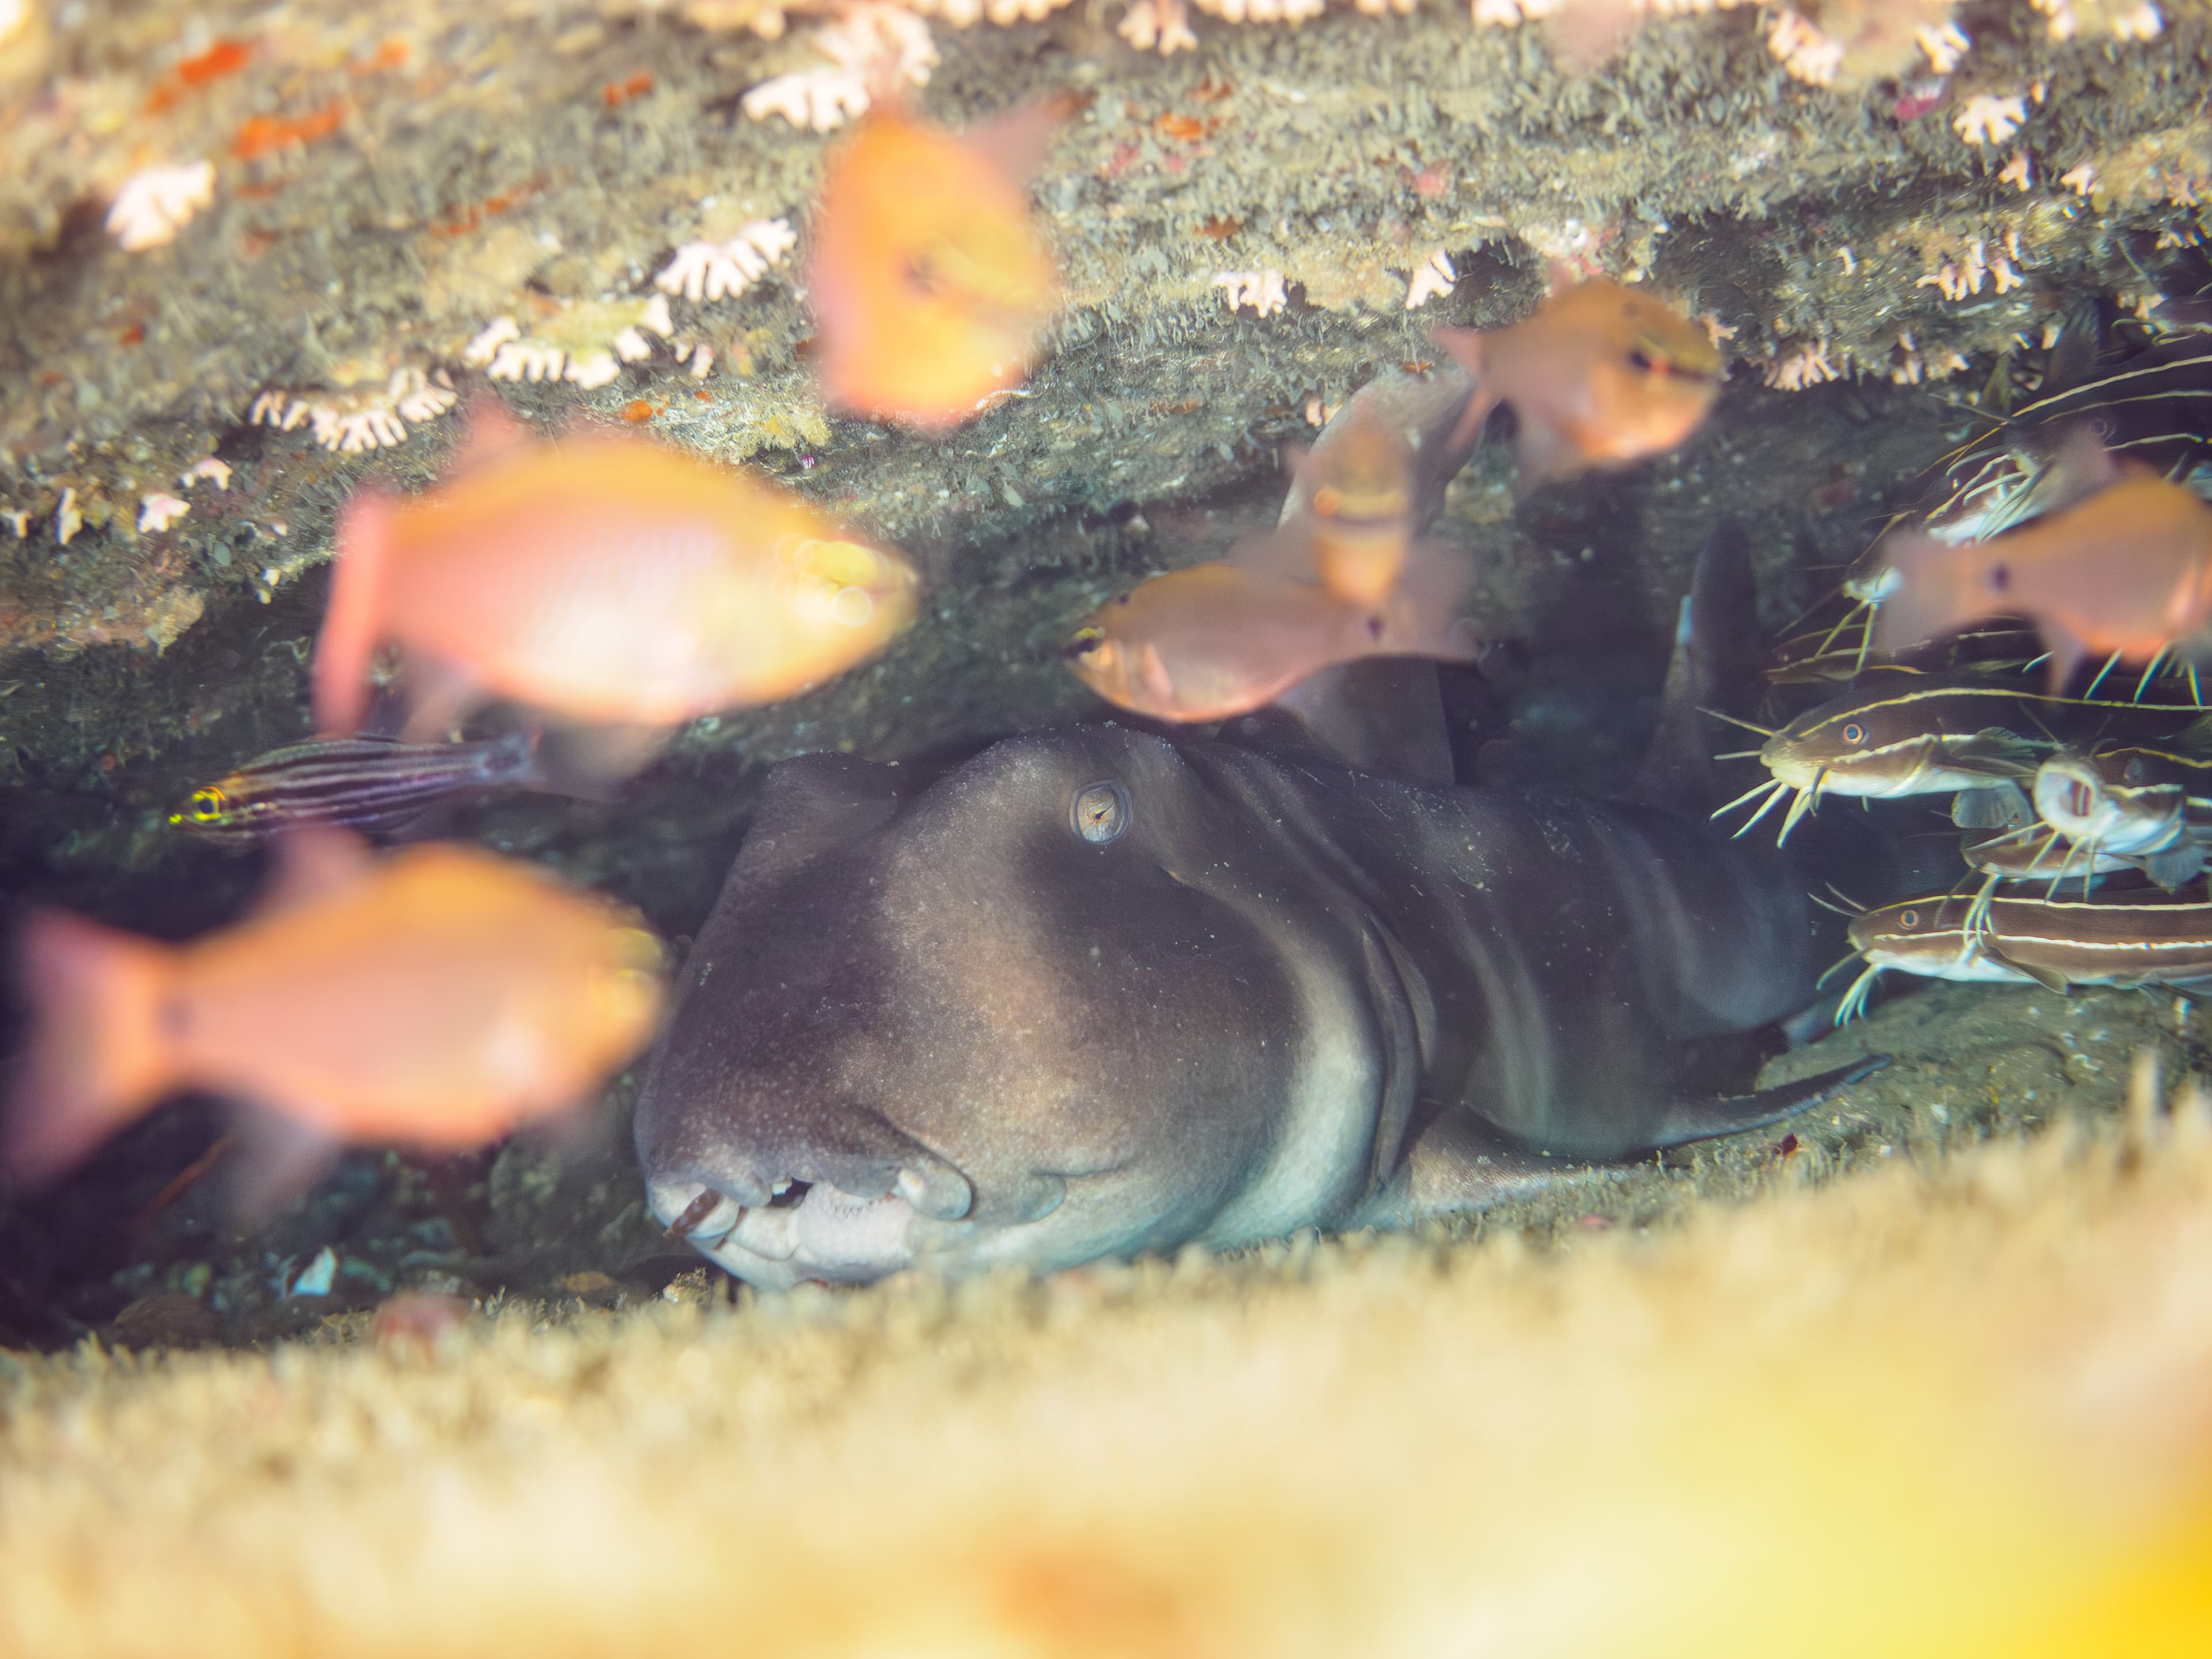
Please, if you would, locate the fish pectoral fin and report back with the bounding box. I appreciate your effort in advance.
[2139,843,2206,891]
[1950,782,2032,829]
[1646,1055,1892,1151]
[254,824,377,916]
[1984,942,2071,994]
[223,1105,344,1229]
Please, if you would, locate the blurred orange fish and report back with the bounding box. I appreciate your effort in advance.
[805,104,1060,431]
[3,831,666,1191]
[1237,404,1427,609]
[1067,559,1476,724]
[1872,444,2212,688]
[1432,276,1721,484]
[315,410,918,764]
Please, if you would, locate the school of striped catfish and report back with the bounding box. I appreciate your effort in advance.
[7,93,2212,1290]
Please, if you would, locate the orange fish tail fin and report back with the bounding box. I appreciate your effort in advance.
[1431,327,1499,454]
[1867,531,1984,658]
[315,490,395,736]
[5,912,179,1185]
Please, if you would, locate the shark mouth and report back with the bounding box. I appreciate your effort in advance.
[651,1175,922,1289]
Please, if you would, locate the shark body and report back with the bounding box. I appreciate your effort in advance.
[634,716,1860,1289]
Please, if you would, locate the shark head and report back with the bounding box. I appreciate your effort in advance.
[634,725,1388,1290]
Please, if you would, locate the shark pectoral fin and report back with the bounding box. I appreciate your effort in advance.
[1370,1110,1625,1225]
[1647,1055,1891,1150]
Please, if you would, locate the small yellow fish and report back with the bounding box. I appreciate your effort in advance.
[805,104,1060,432]
[1067,561,1475,724]
[1432,276,1721,485]
[1873,445,2212,688]
[314,407,918,769]
[3,831,666,1190]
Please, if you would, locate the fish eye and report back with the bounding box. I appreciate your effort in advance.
[1840,722,1866,745]
[1626,347,1656,373]
[1897,908,1920,930]
[1071,780,1129,845]
[1988,562,2010,593]
[187,787,227,821]
[1312,485,1343,517]
[1065,624,1107,661]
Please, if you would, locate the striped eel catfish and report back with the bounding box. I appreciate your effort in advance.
[1789,329,2212,682]
[170,730,556,846]
[1839,888,2212,1020]
[1918,329,2212,547]
[1722,676,2212,846]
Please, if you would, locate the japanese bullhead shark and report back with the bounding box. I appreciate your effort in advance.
[633,710,1867,1290]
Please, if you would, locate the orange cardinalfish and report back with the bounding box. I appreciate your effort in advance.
[1237,403,1424,609]
[314,409,919,771]
[3,830,667,1199]
[1431,276,1722,485]
[1871,438,2212,690]
[805,103,1060,431]
[1066,557,1476,724]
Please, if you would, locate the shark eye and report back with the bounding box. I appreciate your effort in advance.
[1840,722,1866,745]
[1071,780,1129,844]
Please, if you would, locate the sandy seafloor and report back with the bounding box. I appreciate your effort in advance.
[2,1,2212,1652]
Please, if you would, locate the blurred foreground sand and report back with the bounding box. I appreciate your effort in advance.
[3,1073,2210,1658]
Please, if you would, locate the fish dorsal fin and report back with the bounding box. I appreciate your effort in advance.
[1631,519,1759,813]
[256,825,377,918]
[726,752,914,892]
[962,99,1062,188]
[448,393,533,475]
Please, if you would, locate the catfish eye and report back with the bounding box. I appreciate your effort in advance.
[1897,908,1920,930]
[1841,722,1866,745]
[1071,780,1129,844]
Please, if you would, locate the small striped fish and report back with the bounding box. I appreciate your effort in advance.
[170,731,550,846]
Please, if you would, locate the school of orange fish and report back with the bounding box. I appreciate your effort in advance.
[9,94,2209,1211]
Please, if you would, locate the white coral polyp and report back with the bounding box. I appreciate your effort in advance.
[487,340,569,382]
[1405,251,1457,311]
[1953,93,2028,147]
[1119,0,1197,54]
[1767,10,1843,86]
[1215,270,1287,318]
[656,218,798,304]
[249,369,458,454]
[106,160,216,252]
[744,3,936,134]
[138,494,190,533]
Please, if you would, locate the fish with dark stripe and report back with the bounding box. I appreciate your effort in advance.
[170,731,554,846]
